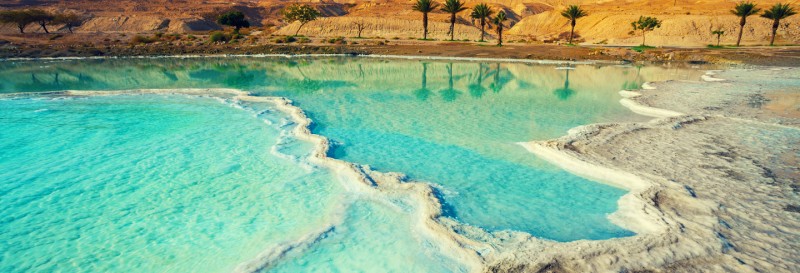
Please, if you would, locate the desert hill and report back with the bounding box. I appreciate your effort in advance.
[1,0,798,46]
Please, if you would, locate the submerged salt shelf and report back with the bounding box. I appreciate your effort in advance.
[0,94,467,273]
[0,57,705,272]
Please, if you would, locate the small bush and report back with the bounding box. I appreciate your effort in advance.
[49,34,64,40]
[274,36,297,43]
[154,32,164,38]
[209,31,231,43]
[392,37,400,40]
[187,34,197,40]
[326,36,346,44]
[131,35,156,44]
[631,45,656,52]
[298,37,311,43]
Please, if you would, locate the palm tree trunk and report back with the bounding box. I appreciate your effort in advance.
[449,13,455,41]
[295,23,304,36]
[569,20,576,44]
[497,26,503,46]
[423,12,429,40]
[736,17,745,47]
[40,22,49,34]
[480,19,485,42]
[770,19,779,46]
[717,35,720,46]
[17,24,25,34]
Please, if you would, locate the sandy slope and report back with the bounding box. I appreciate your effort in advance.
[509,68,799,272]
[2,0,798,46]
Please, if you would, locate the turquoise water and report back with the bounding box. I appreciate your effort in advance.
[0,57,703,272]
[0,94,464,273]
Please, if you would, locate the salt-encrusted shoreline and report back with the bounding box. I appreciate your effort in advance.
[508,67,799,272]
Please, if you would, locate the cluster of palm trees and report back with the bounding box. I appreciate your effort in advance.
[732,2,796,46]
[412,0,796,47]
[412,0,507,45]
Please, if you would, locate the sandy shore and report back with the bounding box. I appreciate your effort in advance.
[508,67,799,272]
[2,33,800,66]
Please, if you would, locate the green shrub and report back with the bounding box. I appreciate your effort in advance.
[298,37,311,43]
[131,35,156,44]
[209,31,231,43]
[187,34,196,40]
[631,45,656,52]
[326,36,345,44]
[274,36,297,43]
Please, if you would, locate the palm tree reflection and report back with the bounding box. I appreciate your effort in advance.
[414,62,433,101]
[439,63,462,102]
[468,63,488,98]
[553,68,575,100]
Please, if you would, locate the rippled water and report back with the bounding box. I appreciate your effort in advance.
[0,57,703,272]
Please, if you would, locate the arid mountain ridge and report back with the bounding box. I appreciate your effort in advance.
[1,0,798,46]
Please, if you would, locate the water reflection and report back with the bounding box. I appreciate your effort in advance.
[553,69,575,100]
[414,63,433,101]
[468,64,488,98]
[621,65,645,90]
[439,63,462,102]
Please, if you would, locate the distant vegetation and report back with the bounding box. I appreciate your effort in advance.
[731,2,761,47]
[631,16,662,46]
[412,0,438,40]
[54,13,83,33]
[560,5,588,45]
[492,11,507,46]
[470,4,493,42]
[282,4,321,36]
[760,3,797,46]
[216,11,250,34]
[711,28,725,46]
[441,0,467,41]
[0,9,84,34]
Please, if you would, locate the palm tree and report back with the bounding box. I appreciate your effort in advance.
[471,4,493,42]
[711,29,725,46]
[441,0,468,41]
[413,0,439,40]
[760,3,797,46]
[731,2,761,47]
[492,11,507,46]
[560,5,588,44]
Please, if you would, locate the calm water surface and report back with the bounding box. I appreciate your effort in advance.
[0,57,703,272]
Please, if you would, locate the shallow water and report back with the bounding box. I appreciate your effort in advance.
[0,94,465,273]
[0,57,704,271]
